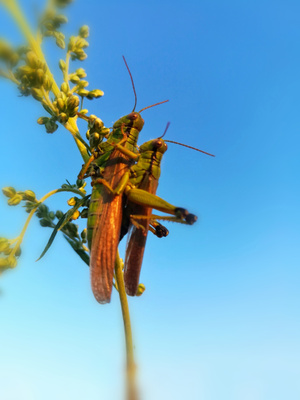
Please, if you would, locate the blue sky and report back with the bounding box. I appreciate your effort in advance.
[0,0,300,399]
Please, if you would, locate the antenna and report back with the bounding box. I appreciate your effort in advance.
[122,55,137,112]
[164,140,215,157]
[138,99,169,113]
[160,122,171,139]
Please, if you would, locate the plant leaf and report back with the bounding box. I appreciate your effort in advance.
[63,235,90,266]
[36,213,66,261]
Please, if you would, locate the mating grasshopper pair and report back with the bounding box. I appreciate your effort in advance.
[78,58,215,304]
[79,108,198,304]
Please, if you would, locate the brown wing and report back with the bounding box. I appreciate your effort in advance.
[90,151,130,304]
[124,177,158,296]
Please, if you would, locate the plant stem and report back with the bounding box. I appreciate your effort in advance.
[1,0,60,97]
[0,0,90,163]
[114,251,139,400]
[9,187,85,258]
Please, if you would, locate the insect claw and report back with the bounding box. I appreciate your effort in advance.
[185,214,197,225]
[154,223,169,237]
[174,207,189,219]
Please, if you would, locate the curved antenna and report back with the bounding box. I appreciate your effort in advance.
[122,55,137,112]
[138,99,169,113]
[164,140,215,157]
[159,122,171,139]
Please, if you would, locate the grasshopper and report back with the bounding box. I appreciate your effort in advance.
[122,130,215,296]
[86,118,198,304]
[79,59,204,303]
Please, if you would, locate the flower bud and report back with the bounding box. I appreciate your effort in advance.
[23,190,36,201]
[0,238,10,253]
[55,14,68,25]
[76,68,86,78]
[10,52,19,67]
[8,194,22,206]
[69,74,80,84]
[31,88,43,102]
[80,208,88,219]
[26,51,39,68]
[17,65,34,76]
[68,36,76,52]
[37,204,48,215]
[0,257,9,268]
[71,210,80,220]
[15,246,21,257]
[75,50,87,61]
[58,112,68,123]
[36,68,44,85]
[59,59,66,72]
[67,95,80,109]
[56,210,64,219]
[78,80,88,88]
[66,222,78,236]
[94,118,104,130]
[78,89,89,97]
[67,197,76,206]
[81,228,87,239]
[60,82,69,94]
[136,284,146,296]
[40,218,52,227]
[56,37,65,50]
[43,75,52,91]
[79,25,89,38]
[7,255,17,268]
[2,187,16,198]
[87,89,104,99]
[37,116,49,125]
[45,119,58,133]
[57,97,65,111]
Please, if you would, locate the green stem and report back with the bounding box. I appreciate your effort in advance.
[1,0,60,97]
[0,0,89,163]
[64,118,90,163]
[10,187,85,258]
[114,252,138,400]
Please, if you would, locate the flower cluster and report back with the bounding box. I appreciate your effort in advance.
[0,179,90,272]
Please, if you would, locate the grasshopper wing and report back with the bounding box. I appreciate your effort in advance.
[124,177,158,296]
[90,153,130,303]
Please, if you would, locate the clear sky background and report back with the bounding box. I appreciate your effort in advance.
[0,0,300,399]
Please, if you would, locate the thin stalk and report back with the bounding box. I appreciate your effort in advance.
[9,187,85,258]
[1,0,60,97]
[0,0,90,163]
[114,251,139,400]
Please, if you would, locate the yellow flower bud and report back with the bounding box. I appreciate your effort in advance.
[61,82,69,94]
[23,190,36,201]
[67,197,76,206]
[71,210,80,220]
[2,187,16,198]
[8,194,22,206]
[136,284,146,296]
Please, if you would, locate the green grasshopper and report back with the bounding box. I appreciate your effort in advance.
[122,128,215,296]
[79,58,203,304]
[85,118,198,304]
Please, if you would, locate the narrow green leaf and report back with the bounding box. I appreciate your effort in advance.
[36,213,67,261]
[63,236,90,266]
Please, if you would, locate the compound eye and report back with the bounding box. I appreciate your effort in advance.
[153,139,163,149]
[128,112,138,120]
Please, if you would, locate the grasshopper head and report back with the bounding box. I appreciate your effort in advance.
[113,112,144,133]
[139,138,168,155]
